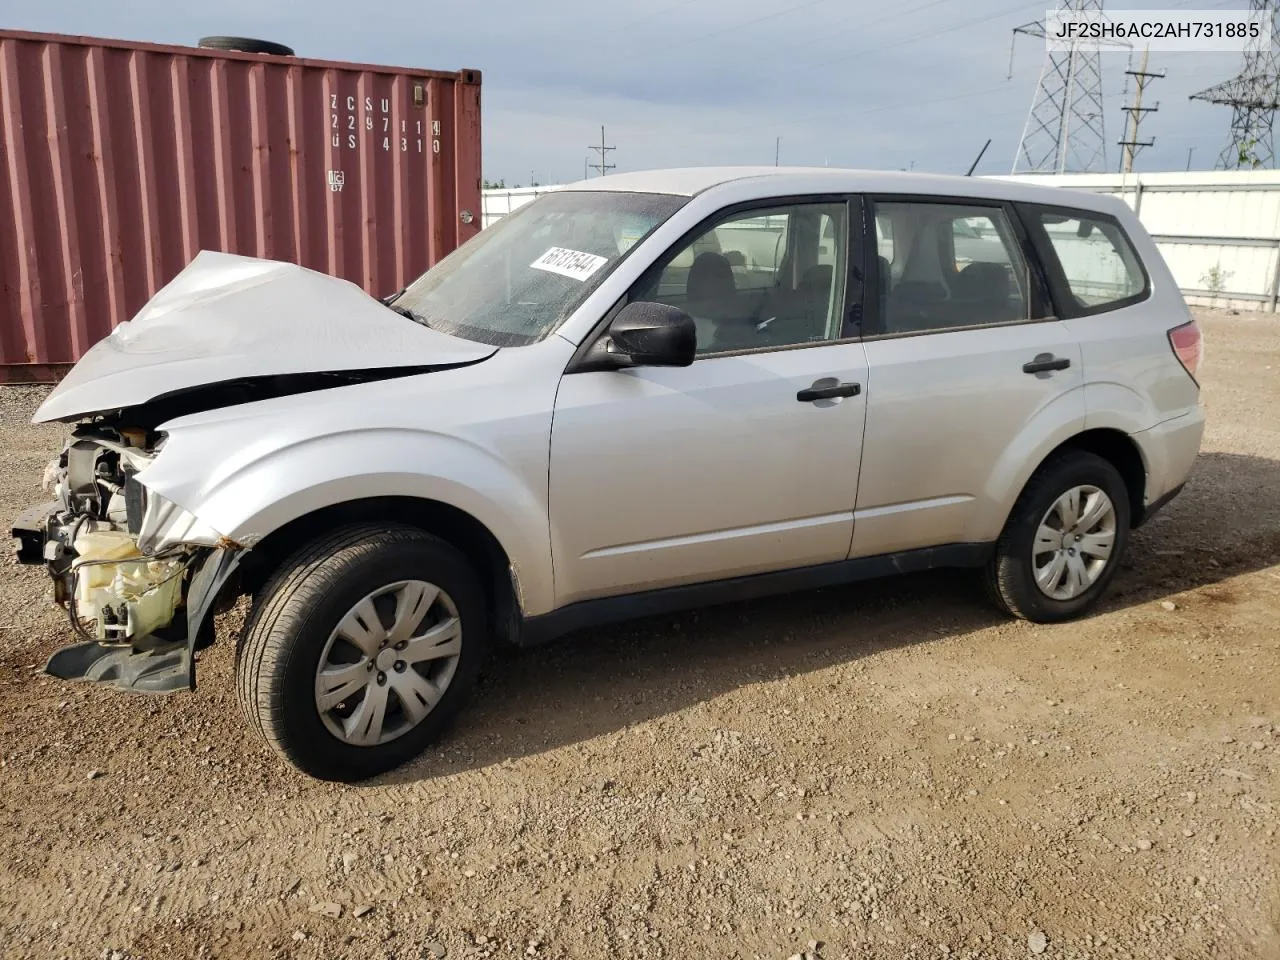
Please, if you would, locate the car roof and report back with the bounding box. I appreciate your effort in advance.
[557,166,1130,216]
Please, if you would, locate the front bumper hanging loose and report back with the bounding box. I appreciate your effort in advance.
[12,505,244,694]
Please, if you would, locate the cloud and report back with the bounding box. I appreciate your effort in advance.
[5,0,1254,182]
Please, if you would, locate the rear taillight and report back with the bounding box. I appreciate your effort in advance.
[1168,319,1203,384]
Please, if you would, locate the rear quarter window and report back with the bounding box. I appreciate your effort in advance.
[1028,206,1149,315]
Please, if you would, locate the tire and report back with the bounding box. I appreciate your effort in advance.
[197,36,295,57]
[984,450,1131,623]
[236,524,487,781]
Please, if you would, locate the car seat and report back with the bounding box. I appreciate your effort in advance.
[953,262,1017,324]
[686,251,740,350]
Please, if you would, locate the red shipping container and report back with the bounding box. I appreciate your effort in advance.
[0,30,482,381]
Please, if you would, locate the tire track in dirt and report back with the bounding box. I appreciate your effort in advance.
[2,313,1278,959]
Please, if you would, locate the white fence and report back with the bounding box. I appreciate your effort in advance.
[481,185,564,228]
[484,170,1280,311]
[996,170,1280,312]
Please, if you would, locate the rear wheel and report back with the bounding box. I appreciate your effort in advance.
[236,524,487,781]
[985,451,1131,622]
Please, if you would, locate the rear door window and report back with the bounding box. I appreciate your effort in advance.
[1031,209,1148,312]
[869,199,1033,335]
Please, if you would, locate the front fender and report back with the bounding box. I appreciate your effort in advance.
[139,426,556,617]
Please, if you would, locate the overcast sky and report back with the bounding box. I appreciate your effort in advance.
[7,0,1255,184]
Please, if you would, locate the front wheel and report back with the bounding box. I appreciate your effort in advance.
[985,451,1131,623]
[236,524,487,781]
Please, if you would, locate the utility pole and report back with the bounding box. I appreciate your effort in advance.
[587,125,616,177]
[1186,146,1195,171]
[1119,46,1165,173]
[775,136,781,166]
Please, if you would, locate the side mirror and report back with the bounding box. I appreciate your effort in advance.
[606,301,696,368]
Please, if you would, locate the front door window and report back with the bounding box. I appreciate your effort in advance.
[632,202,850,354]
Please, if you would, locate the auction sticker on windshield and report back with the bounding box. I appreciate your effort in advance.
[530,247,609,281]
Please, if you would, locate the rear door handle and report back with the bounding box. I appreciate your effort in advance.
[1022,353,1071,374]
[797,380,861,402]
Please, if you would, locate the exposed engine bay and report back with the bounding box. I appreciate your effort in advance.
[11,421,233,694]
[38,424,190,641]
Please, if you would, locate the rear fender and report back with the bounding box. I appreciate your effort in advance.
[1082,381,1162,435]
[967,386,1088,543]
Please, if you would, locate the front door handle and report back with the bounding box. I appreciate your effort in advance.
[797,380,862,402]
[1022,353,1071,374]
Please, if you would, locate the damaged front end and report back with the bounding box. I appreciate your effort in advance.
[11,251,505,698]
[13,423,242,694]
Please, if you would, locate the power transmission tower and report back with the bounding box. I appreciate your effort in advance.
[1118,47,1164,173]
[1010,0,1113,174]
[1190,0,1280,169]
[587,125,616,177]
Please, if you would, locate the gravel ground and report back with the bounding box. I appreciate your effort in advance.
[0,309,1277,960]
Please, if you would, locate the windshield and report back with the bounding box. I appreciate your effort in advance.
[391,190,687,346]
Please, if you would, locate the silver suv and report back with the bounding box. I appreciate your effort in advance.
[14,168,1204,781]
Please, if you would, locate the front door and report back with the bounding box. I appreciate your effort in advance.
[550,199,869,607]
[850,197,1086,558]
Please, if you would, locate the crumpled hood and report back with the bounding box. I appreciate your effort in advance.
[33,251,495,423]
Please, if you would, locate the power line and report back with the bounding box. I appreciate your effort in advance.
[625,0,1043,143]
[593,0,1040,92]
[785,0,1044,81]
[613,0,709,32]
[662,68,1042,145]
[669,92,1042,168]
[588,125,616,176]
[574,0,841,72]
[656,0,835,55]
[764,0,954,62]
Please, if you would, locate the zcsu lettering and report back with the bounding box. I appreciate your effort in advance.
[324,93,430,152]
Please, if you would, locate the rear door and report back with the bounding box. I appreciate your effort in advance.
[850,195,1086,558]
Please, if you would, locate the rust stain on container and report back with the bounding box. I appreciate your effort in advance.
[0,30,482,380]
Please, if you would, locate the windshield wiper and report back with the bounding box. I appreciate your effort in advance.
[383,300,433,329]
